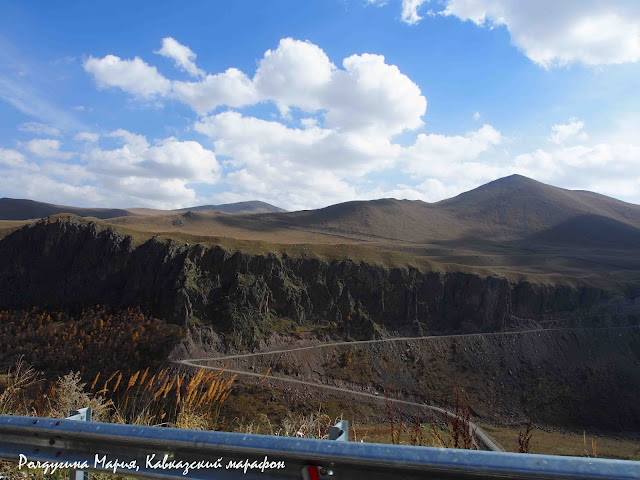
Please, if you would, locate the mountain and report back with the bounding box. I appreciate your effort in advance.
[436,174,640,242]
[0,198,285,221]
[3,175,639,249]
[202,174,640,246]
[174,201,286,215]
[0,198,132,221]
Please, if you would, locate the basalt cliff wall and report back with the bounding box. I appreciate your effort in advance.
[0,217,627,348]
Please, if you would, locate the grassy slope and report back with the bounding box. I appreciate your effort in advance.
[3,175,640,290]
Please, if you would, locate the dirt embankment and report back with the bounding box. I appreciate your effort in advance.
[182,327,640,432]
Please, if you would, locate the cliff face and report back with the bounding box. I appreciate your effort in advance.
[0,217,620,347]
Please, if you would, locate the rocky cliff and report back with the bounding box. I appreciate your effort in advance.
[0,217,631,348]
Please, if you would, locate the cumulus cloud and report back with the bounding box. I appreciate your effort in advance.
[84,55,171,97]
[401,124,502,179]
[515,142,640,181]
[191,110,503,209]
[155,37,204,78]
[75,36,640,208]
[253,38,336,115]
[401,0,429,25]
[18,122,61,137]
[24,139,73,160]
[440,0,640,67]
[0,169,104,206]
[172,68,258,114]
[193,111,403,209]
[87,130,220,184]
[196,111,398,172]
[325,53,426,134]
[0,129,222,209]
[549,119,588,144]
[84,38,426,137]
[74,132,100,143]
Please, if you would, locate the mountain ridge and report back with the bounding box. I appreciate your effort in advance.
[0,198,286,220]
[3,175,639,249]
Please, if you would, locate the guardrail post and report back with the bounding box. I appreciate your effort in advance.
[66,407,91,480]
[302,421,349,478]
[328,420,348,441]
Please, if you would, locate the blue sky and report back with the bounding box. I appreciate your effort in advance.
[1,0,639,210]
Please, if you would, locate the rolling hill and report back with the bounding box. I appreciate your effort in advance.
[126,174,639,247]
[0,198,133,221]
[0,198,286,220]
[3,175,639,252]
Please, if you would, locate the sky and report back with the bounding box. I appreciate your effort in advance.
[0,0,639,211]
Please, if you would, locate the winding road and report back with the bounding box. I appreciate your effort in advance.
[175,325,640,452]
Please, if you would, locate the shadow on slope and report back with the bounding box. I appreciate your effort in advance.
[529,214,640,248]
[0,198,132,221]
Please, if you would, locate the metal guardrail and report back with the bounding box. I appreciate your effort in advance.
[0,414,638,479]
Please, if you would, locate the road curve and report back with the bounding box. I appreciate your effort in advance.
[178,357,504,451]
[175,325,640,453]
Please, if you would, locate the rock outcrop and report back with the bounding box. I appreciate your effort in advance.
[0,217,630,348]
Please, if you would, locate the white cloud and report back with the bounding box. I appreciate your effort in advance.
[18,122,61,137]
[1,130,221,209]
[253,38,336,115]
[0,148,37,170]
[549,119,588,144]
[301,117,318,128]
[84,38,426,137]
[74,132,100,143]
[73,36,640,208]
[24,139,73,160]
[103,177,199,205]
[192,111,505,209]
[254,38,427,135]
[0,170,105,206]
[84,55,171,97]
[416,177,469,201]
[401,0,429,25]
[324,53,426,134]
[515,142,640,180]
[506,141,640,204]
[194,111,402,209]
[172,68,258,114]
[402,124,503,178]
[155,37,204,78]
[441,1,640,67]
[195,111,398,173]
[106,129,149,152]
[87,130,220,184]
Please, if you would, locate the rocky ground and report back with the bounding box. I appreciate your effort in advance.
[174,325,640,432]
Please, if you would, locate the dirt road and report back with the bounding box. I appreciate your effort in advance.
[175,326,640,452]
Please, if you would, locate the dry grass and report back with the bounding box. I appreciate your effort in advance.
[236,409,335,439]
[0,358,236,479]
[480,423,640,460]
[518,420,534,453]
[428,388,477,450]
[104,366,235,429]
[0,356,40,415]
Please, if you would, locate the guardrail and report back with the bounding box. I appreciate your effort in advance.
[0,414,638,479]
